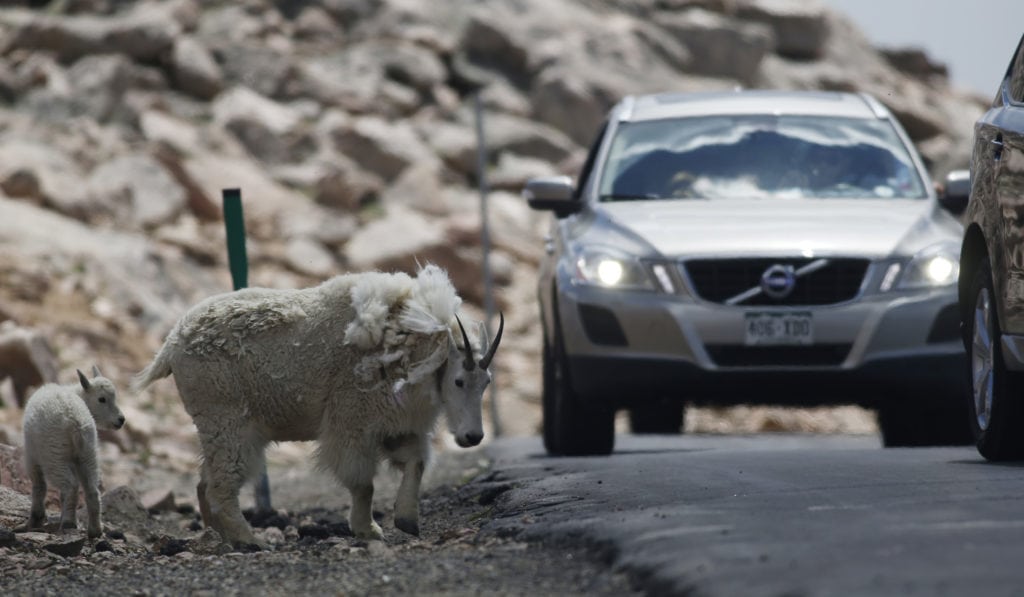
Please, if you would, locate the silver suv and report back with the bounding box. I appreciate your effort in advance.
[958,34,1024,460]
[526,90,970,455]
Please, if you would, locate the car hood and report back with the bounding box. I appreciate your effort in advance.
[596,198,946,258]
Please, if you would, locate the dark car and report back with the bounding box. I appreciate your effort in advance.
[958,34,1024,460]
[525,90,971,456]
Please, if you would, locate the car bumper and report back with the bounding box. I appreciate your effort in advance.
[555,280,966,408]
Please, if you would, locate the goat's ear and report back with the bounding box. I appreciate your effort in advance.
[77,369,91,391]
[91,365,102,378]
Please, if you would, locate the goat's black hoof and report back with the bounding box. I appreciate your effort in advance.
[394,517,419,537]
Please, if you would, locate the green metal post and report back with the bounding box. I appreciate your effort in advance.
[221,188,273,513]
[222,188,248,291]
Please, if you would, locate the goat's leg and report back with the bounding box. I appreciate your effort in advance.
[348,483,382,540]
[394,459,425,536]
[197,423,265,546]
[331,449,382,540]
[27,463,47,529]
[196,470,212,529]
[388,435,428,536]
[73,456,102,538]
[56,466,79,531]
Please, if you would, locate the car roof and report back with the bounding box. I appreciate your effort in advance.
[615,90,890,122]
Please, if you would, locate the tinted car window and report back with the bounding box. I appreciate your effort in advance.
[575,120,608,199]
[1010,40,1024,103]
[598,115,927,201]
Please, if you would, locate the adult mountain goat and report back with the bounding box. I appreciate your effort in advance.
[132,264,502,545]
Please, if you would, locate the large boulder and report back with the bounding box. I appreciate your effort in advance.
[87,154,188,228]
[22,53,165,125]
[0,485,31,531]
[375,40,448,94]
[0,6,180,63]
[458,11,533,88]
[327,115,436,179]
[654,9,774,85]
[211,43,297,101]
[417,120,478,177]
[476,112,579,163]
[0,322,59,408]
[168,35,223,100]
[211,86,310,163]
[308,157,384,212]
[0,196,222,330]
[345,207,448,272]
[529,67,609,149]
[735,0,830,60]
[0,140,94,220]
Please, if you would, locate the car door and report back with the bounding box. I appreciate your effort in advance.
[980,36,1024,333]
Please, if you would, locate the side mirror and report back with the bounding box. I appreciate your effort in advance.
[939,169,970,215]
[523,176,582,218]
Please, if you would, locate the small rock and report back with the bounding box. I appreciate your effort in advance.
[93,540,112,553]
[366,540,391,558]
[0,527,17,547]
[104,529,126,541]
[153,536,189,557]
[298,524,330,540]
[141,489,176,514]
[188,529,230,556]
[26,556,55,570]
[101,486,151,535]
[248,509,290,530]
[91,550,116,562]
[20,532,87,558]
[257,526,285,546]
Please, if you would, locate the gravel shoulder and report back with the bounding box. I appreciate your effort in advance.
[0,446,641,596]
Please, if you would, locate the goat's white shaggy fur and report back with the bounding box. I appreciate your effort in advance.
[133,265,500,545]
[23,367,125,538]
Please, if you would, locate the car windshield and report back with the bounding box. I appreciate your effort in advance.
[598,115,928,201]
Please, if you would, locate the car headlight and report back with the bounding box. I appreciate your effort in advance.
[572,245,654,290]
[890,243,960,290]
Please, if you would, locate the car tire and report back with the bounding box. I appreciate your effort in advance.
[541,338,562,455]
[965,259,1024,460]
[877,396,972,448]
[629,401,685,434]
[541,319,615,457]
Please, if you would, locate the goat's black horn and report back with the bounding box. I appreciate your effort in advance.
[479,311,504,370]
[455,315,476,371]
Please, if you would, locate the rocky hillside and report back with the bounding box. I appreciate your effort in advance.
[0,0,988,465]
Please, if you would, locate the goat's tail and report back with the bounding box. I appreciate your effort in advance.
[131,339,174,394]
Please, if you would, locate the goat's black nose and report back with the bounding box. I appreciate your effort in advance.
[116,416,126,429]
[465,432,484,446]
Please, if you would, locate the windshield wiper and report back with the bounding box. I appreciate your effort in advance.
[599,193,661,201]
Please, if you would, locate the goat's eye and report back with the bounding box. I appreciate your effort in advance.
[98,397,107,403]
[454,379,464,388]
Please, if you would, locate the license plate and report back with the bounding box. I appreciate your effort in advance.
[744,312,813,346]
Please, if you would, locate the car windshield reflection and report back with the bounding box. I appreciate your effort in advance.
[599,115,928,201]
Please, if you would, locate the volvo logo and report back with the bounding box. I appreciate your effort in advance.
[760,264,796,299]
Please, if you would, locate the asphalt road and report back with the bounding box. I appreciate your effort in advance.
[481,434,1024,596]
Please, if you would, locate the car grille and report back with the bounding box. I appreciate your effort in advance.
[706,344,852,367]
[682,258,870,306]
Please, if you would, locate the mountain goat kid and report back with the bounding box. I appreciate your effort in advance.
[132,264,502,545]
[23,366,126,538]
